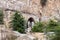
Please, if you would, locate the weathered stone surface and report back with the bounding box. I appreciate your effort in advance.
[15,34,35,40]
[0,26,46,40]
[32,33,46,40]
[0,0,60,21]
[0,25,17,40]
[0,25,35,40]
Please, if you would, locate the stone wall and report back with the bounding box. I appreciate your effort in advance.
[41,0,60,21]
[0,0,60,21]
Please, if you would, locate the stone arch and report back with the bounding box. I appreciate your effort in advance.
[28,17,34,22]
[27,17,35,28]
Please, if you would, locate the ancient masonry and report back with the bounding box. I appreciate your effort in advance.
[0,0,60,27]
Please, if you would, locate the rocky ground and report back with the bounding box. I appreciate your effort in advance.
[0,25,46,40]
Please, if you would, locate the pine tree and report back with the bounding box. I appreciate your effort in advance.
[12,11,25,33]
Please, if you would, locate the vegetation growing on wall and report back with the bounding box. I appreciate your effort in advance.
[50,20,60,40]
[0,9,4,24]
[32,22,44,32]
[11,11,25,33]
[32,19,60,40]
[46,19,58,32]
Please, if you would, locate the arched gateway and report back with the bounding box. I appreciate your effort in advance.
[27,17,35,28]
[26,17,35,33]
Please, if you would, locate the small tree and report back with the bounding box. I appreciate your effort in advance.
[12,11,25,33]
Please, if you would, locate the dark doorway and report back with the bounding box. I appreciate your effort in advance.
[27,17,34,28]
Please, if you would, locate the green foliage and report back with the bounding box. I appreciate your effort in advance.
[32,19,60,32]
[0,9,4,24]
[52,31,60,40]
[32,19,60,40]
[45,20,60,40]
[32,22,44,32]
[11,11,25,33]
[51,22,60,40]
[46,20,59,32]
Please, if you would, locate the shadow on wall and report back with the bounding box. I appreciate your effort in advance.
[40,0,47,7]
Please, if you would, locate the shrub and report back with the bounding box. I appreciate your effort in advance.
[11,11,25,33]
[52,31,60,40]
[31,22,44,32]
[51,28,60,40]
[31,19,60,40]
[0,9,4,24]
[46,19,59,32]
[46,19,60,40]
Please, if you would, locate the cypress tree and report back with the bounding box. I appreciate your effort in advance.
[12,11,25,33]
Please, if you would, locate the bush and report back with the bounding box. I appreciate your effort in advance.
[0,9,4,24]
[31,22,44,32]
[46,19,59,32]
[31,19,60,40]
[11,11,25,33]
[45,19,60,40]
[52,31,60,40]
[51,21,60,40]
